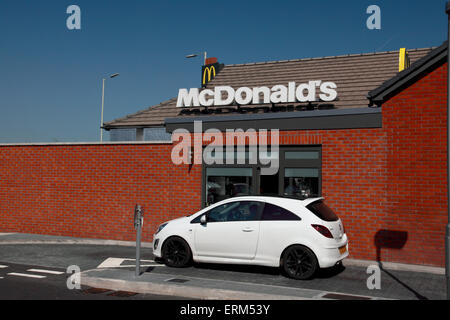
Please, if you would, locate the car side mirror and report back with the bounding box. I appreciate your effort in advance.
[200,215,207,225]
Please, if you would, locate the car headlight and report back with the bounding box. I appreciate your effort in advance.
[156,222,168,234]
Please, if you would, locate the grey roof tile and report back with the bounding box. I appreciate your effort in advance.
[104,47,434,129]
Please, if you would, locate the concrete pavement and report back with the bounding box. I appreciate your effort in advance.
[79,267,384,300]
[0,232,153,248]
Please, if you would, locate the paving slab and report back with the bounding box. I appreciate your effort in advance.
[79,267,387,300]
[0,232,152,248]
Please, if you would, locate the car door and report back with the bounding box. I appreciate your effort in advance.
[193,201,263,260]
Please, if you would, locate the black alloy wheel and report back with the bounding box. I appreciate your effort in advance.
[282,245,318,280]
[162,237,192,268]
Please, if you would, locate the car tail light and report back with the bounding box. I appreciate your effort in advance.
[311,224,333,238]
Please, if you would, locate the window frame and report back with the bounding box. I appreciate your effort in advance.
[201,146,322,208]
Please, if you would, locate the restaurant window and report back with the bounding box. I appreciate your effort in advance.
[109,128,136,141]
[206,168,253,206]
[202,146,321,207]
[143,127,172,141]
[283,168,319,198]
[285,151,319,160]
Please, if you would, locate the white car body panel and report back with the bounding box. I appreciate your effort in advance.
[194,221,260,259]
[153,196,349,269]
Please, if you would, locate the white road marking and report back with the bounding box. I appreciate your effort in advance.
[27,268,64,275]
[97,257,124,268]
[8,272,46,279]
[97,257,164,269]
[0,265,8,269]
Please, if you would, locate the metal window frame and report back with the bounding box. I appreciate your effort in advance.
[201,145,322,208]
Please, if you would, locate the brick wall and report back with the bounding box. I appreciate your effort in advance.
[380,62,448,266]
[0,143,201,242]
[0,63,447,267]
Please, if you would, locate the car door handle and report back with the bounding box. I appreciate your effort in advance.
[242,228,255,232]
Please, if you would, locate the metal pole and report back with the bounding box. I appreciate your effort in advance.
[446,1,450,301]
[100,78,105,142]
[204,51,207,65]
[135,205,142,277]
[135,222,141,277]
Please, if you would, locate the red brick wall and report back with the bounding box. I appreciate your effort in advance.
[0,62,447,267]
[380,62,448,266]
[0,143,201,242]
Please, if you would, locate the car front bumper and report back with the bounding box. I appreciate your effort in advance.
[153,235,162,258]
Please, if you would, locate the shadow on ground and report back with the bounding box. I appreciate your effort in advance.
[149,258,346,280]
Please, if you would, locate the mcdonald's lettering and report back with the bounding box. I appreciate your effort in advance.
[176,81,338,108]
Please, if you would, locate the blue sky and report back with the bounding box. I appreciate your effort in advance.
[0,0,447,142]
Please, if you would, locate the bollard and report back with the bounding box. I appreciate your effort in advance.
[134,204,143,277]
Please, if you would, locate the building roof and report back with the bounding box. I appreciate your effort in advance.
[368,41,447,104]
[104,47,434,129]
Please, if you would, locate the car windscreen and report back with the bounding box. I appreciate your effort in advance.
[306,200,339,222]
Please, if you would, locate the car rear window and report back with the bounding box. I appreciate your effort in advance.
[306,200,339,222]
[262,203,301,221]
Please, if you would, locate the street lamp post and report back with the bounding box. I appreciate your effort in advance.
[186,51,207,65]
[446,1,450,301]
[100,73,120,142]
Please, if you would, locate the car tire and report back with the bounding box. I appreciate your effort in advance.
[162,237,192,268]
[281,245,318,280]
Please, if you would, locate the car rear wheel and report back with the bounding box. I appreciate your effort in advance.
[282,245,318,280]
[162,237,192,268]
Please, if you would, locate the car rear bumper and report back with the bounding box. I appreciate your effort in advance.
[317,242,349,268]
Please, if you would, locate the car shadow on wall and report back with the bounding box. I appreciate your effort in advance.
[374,229,428,300]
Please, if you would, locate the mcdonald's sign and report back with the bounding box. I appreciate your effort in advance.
[202,63,223,87]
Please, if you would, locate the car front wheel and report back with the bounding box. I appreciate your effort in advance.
[282,245,318,280]
[162,237,192,268]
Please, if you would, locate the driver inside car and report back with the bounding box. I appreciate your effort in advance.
[236,203,258,221]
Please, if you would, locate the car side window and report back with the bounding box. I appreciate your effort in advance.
[208,202,240,222]
[261,203,301,221]
[191,201,263,223]
[226,201,263,222]
[190,214,203,224]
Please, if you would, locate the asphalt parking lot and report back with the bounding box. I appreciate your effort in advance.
[0,233,446,300]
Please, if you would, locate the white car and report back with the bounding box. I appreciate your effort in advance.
[153,196,348,279]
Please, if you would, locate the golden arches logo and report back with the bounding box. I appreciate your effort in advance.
[203,65,216,85]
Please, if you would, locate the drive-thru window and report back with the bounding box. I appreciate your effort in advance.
[203,146,322,206]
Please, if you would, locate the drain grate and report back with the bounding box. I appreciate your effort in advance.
[82,288,112,294]
[108,291,138,297]
[322,293,372,300]
[165,278,190,283]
